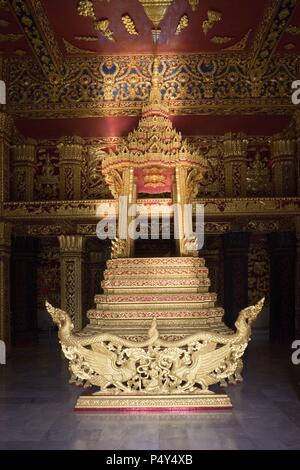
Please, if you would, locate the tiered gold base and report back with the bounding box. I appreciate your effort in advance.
[75,393,232,412]
[87,257,228,337]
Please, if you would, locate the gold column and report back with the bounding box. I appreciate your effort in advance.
[12,139,36,201]
[223,133,248,197]
[58,136,84,200]
[0,222,11,347]
[58,235,86,331]
[271,135,296,197]
[295,217,300,336]
[0,111,13,202]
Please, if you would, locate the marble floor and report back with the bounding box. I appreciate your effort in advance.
[0,331,300,450]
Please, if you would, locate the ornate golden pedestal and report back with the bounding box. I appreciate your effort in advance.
[45,58,264,412]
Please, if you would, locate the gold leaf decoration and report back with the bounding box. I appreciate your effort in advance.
[0,19,9,27]
[138,0,173,28]
[223,29,251,52]
[188,0,199,11]
[202,10,222,35]
[284,43,295,50]
[74,36,98,41]
[286,24,300,35]
[94,19,115,41]
[0,33,23,42]
[152,28,161,43]
[210,36,232,44]
[122,14,139,35]
[77,0,95,18]
[63,38,95,54]
[175,14,189,35]
[0,0,9,10]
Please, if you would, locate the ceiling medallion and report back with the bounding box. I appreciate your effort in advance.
[175,15,189,35]
[202,10,222,35]
[122,14,139,35]
[138,0,174,28]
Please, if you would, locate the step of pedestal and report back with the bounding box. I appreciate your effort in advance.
[87,306,224,321]
[104,266,209,280]
[106,257,206,269]
[94,292,217,309]
[101,277,210,294]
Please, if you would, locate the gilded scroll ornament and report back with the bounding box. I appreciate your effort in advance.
[122,14,138,35]
[0,33,23,42]
[175,15,189,35]
[46,298,264,394]
[224,30,251,52]
[202,10,222,35]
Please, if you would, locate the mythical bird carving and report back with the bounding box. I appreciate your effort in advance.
[46,297,264,394]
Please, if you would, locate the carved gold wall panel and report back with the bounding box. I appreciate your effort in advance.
[5,53,298,118]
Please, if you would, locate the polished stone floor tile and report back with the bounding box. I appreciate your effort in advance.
[0,333,299,450]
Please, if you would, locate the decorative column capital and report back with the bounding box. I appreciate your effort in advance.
[271,135,295,158]
[223,133,248,159]
[58,136,85,163]
[12,138,37,164]
[59,234,85,253]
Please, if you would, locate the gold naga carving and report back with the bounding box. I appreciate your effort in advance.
[46,298,264,394]
[202,10,222,35]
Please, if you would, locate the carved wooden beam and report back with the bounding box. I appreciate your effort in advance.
[10,0,65,81]
[249,0,298,77]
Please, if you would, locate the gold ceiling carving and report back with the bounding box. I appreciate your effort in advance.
[94,19,115,41]
[286,24,300,35]
[224,29,252,51]
[175,15,189,35]
[138,0,174,28]
[10,0,65,80]
[74,36,98,41]
[210,36,232,45]
[122,14,139,35]
[249,0,298,77]
[202,10,222,35]
[0,33,23,42]
[188,0,199,11]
